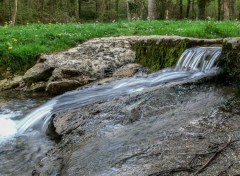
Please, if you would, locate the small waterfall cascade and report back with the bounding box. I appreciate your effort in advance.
[175,47,221,71]
[15,47,221,135]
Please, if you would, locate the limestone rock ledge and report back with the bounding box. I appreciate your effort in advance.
[0,36,224,94]
[220,37,240,82]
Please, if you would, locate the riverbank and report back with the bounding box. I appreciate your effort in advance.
[2,35,240,94]
[1,20,240,76]
[0,36,224,94]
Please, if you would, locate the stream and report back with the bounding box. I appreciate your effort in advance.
[2,47,239,175]
[0,93,54,175]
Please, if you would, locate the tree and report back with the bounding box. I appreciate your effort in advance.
[218,0,222,20]
[223,0,235,20]
[115,0,119,19]
[186,0,191,18]
[11,0,18,25]
[148,0,157,19]
[179,0,183,19]
[97,0,106,21]
[127,0,131,20]
[197,0,206,20]
[230,0,236,19]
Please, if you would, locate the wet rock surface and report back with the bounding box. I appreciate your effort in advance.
[34,83,240,176]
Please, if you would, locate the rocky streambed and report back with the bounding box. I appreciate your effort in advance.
[30,82,240,176]
[1,36,240,176]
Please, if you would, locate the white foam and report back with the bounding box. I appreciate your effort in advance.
[0,118,17,143]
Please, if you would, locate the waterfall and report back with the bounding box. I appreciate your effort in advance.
[175,47,221,71]
[16,47,221,134]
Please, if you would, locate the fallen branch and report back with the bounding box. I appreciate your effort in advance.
[149,136,237,176]
[148,166,196,176]
[112,148,149,167]
[194,136,232,175]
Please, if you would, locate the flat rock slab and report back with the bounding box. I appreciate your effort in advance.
[34,83,240,176]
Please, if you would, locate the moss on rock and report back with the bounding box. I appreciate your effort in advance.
[220,39,240,82]
[133,39,191,72]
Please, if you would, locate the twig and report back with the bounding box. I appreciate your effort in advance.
[112,148,149,167]
[148,166,196,176]
[112,152,145,167]
[194,136,232,175]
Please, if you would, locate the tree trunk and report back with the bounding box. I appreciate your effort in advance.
[11,0,18,25]
[74,0,79,20]
[97,0,106,21]
[217,0,224,20]
[192,0,196,19]
[218,0,221,20]
[223,0,230,20]
[197,0,206,20]
[8,0,12,22]
[78,0,82,19]
[115,0,119,19]
[126,0,131,20]
[179,0,183,19]
[186,0,191,18]
[148,0,157,19]
[229,0,235,19]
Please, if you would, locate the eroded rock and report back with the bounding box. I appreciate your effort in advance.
[46,80,82,95]
[23,63,54,83]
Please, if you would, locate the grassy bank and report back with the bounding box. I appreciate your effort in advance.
[1,20,240,77]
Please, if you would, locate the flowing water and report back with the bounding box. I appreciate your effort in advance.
[0,93,54,175]
[0,47,223,175]
[17,47,221,134]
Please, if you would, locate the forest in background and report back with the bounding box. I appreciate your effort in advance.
[0,0,239,25]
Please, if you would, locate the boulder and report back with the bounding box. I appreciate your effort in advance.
[46,80,82,95]
[23,63,54,83]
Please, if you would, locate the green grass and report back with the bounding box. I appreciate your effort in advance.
[1,20,240,77]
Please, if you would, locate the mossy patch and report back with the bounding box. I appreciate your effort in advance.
[220,41,240,82]
[133,39,191,72]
